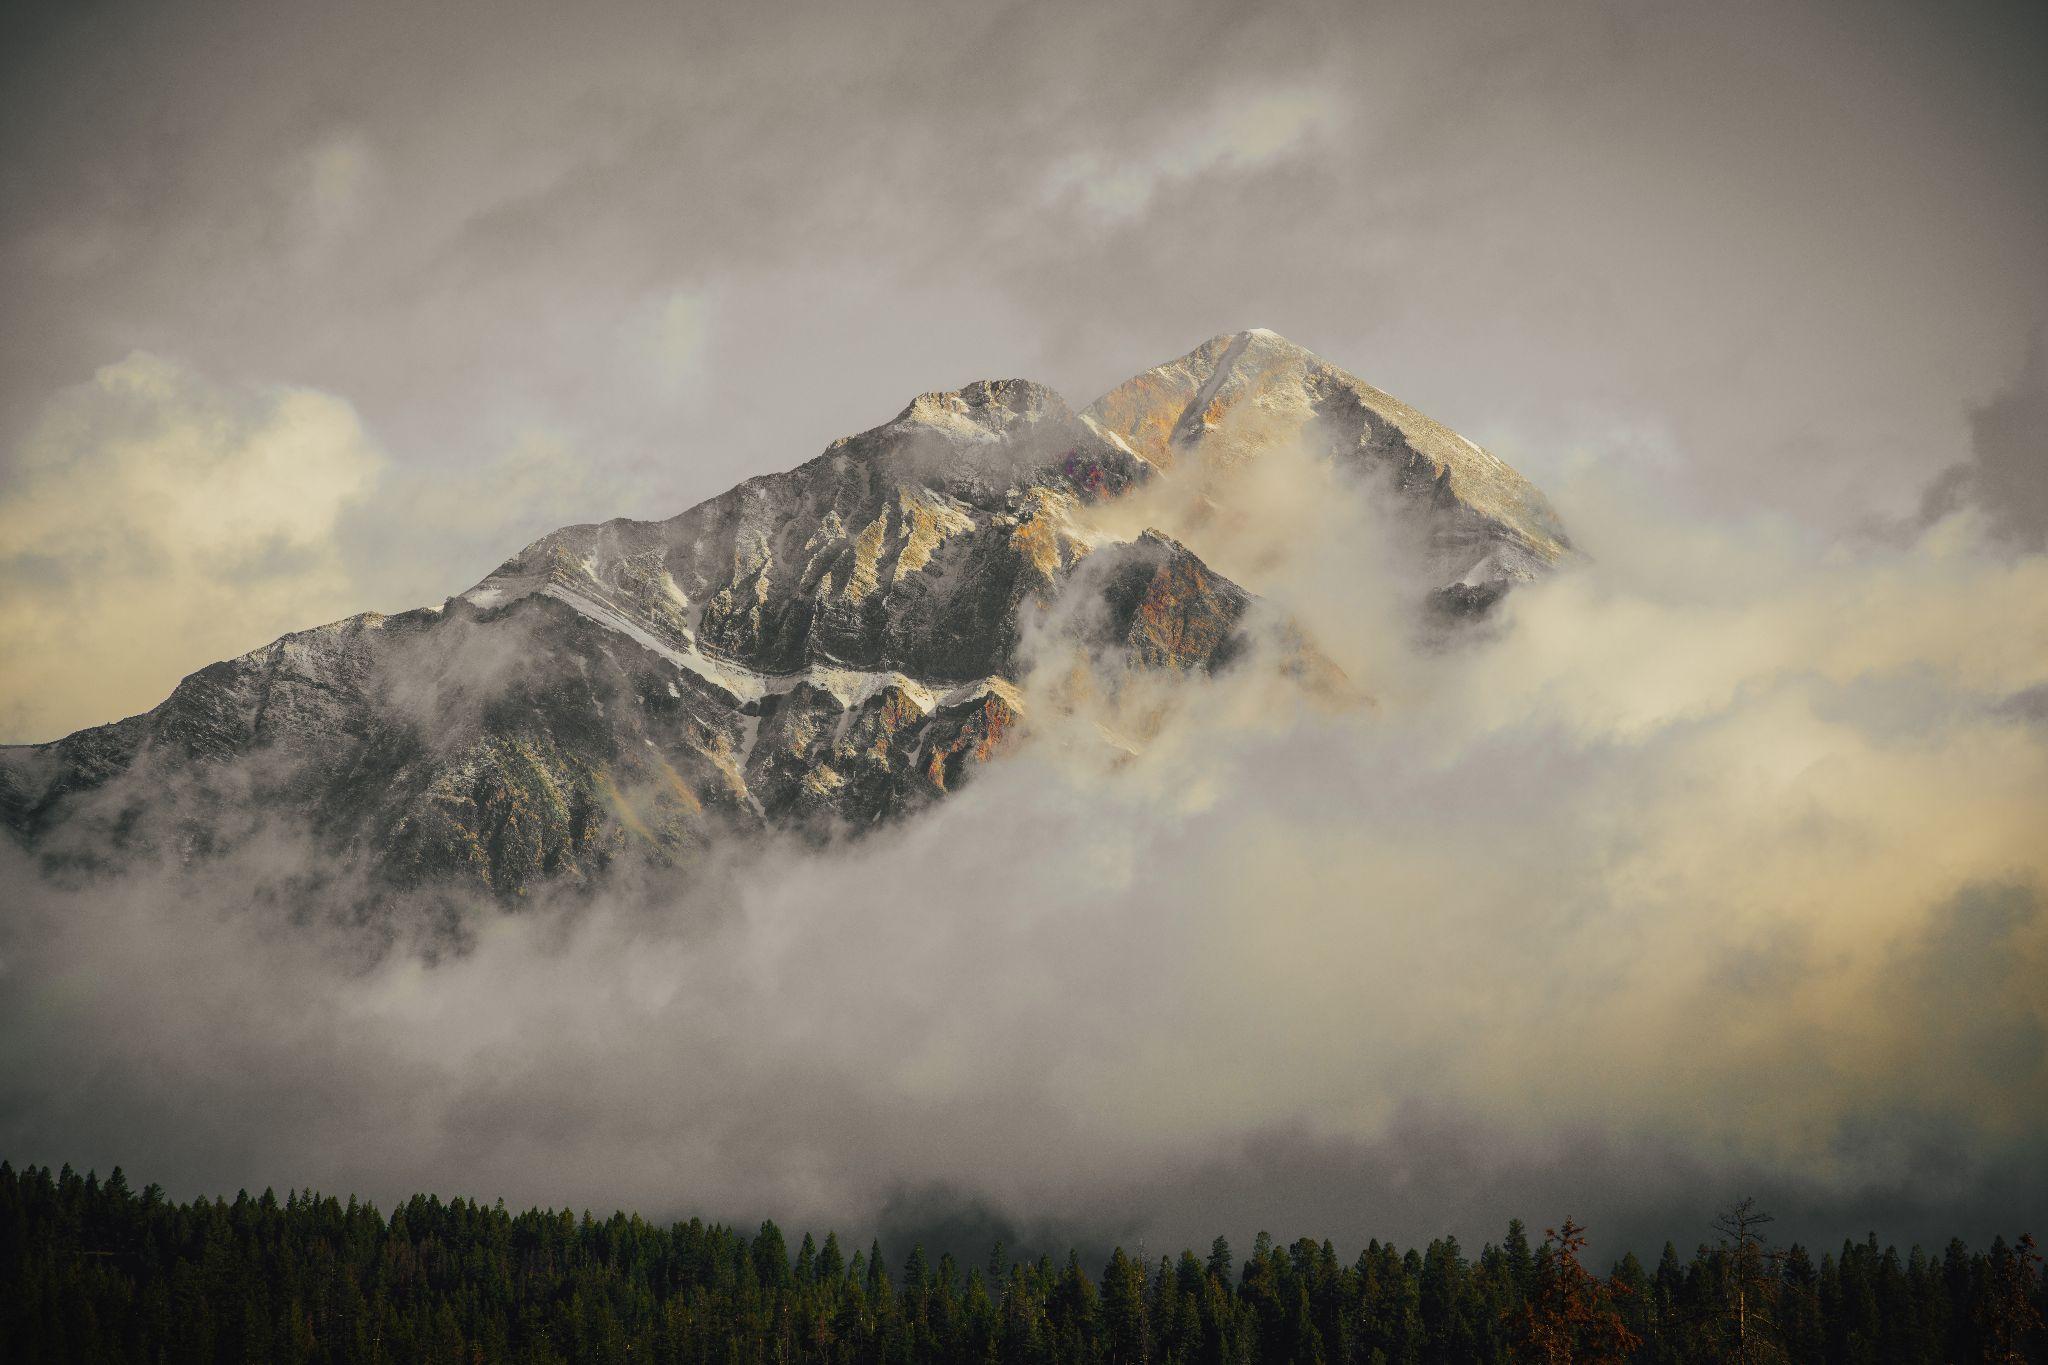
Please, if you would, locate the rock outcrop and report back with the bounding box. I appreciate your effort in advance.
[1089,328,1570,610]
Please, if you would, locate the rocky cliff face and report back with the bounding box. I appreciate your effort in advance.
[1087,329,1570,613]
[0,332,1568,897]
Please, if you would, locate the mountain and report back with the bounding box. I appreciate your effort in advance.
[1087,328,1569,612]
[0,332,1569,897]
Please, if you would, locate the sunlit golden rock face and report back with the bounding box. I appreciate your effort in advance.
[1088,329,1572,586]
[922,691,1020,793]
[1085,368,1192,473]
[1122,534,1250,673]
[1,332,1563,898]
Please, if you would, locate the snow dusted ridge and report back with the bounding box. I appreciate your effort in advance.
[2,331,1569,897]
[534,579,1017,717]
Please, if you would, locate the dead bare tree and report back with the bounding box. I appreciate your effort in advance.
[1712,1198,1785,1363]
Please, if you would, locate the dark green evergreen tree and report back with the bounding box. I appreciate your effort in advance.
[1100,1247,1149,1364]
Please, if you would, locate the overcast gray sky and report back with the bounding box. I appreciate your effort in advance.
[5,0,2047,739]
[3,0,2047,1262]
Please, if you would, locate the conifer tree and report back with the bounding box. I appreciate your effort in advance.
[1511,1218,1640,1365]
[1504,1217,1537,1308]
[1978,1233,2045,1363]
[1711,1197,1784,1362]
[1206,1236,1233,1287]
[1101,1247,1150,1365]
[816,1230,845,1287]
[754,1219,792,1290]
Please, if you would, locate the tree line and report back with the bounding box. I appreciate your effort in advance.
[3,1160,2042,1362]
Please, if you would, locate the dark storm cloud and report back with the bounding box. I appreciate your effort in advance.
[1964,332,2048,549]
[2000,682,2048,725]
[1892,329,2048,549]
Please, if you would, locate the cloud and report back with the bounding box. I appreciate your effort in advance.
[0,353,385,741]
[625,286,713,400]
[1861,326,2048,554]
[285,129,380,250]
[1963,328,2048,549]
[6,0,2041,536]
[3,437,2044,1262]
[1042,86,1344,222]
[333,425,647,613]
[0,358,648,743]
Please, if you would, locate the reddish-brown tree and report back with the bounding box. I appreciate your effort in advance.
[1511,1218,1642,1364]
[1978,1232,2044,1364]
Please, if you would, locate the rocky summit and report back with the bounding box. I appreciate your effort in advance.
[0,332,1570,897]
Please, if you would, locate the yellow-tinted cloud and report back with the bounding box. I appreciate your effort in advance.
[0,353,385,741]
[1004,425,2048,1185]
[2,382,2044,1251]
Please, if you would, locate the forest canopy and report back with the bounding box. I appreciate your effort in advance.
[3,1160,2042,1363]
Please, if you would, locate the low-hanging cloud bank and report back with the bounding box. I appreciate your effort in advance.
[3,441,2045,1265]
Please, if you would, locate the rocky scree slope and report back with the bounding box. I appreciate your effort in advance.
[0,332,1568,897]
